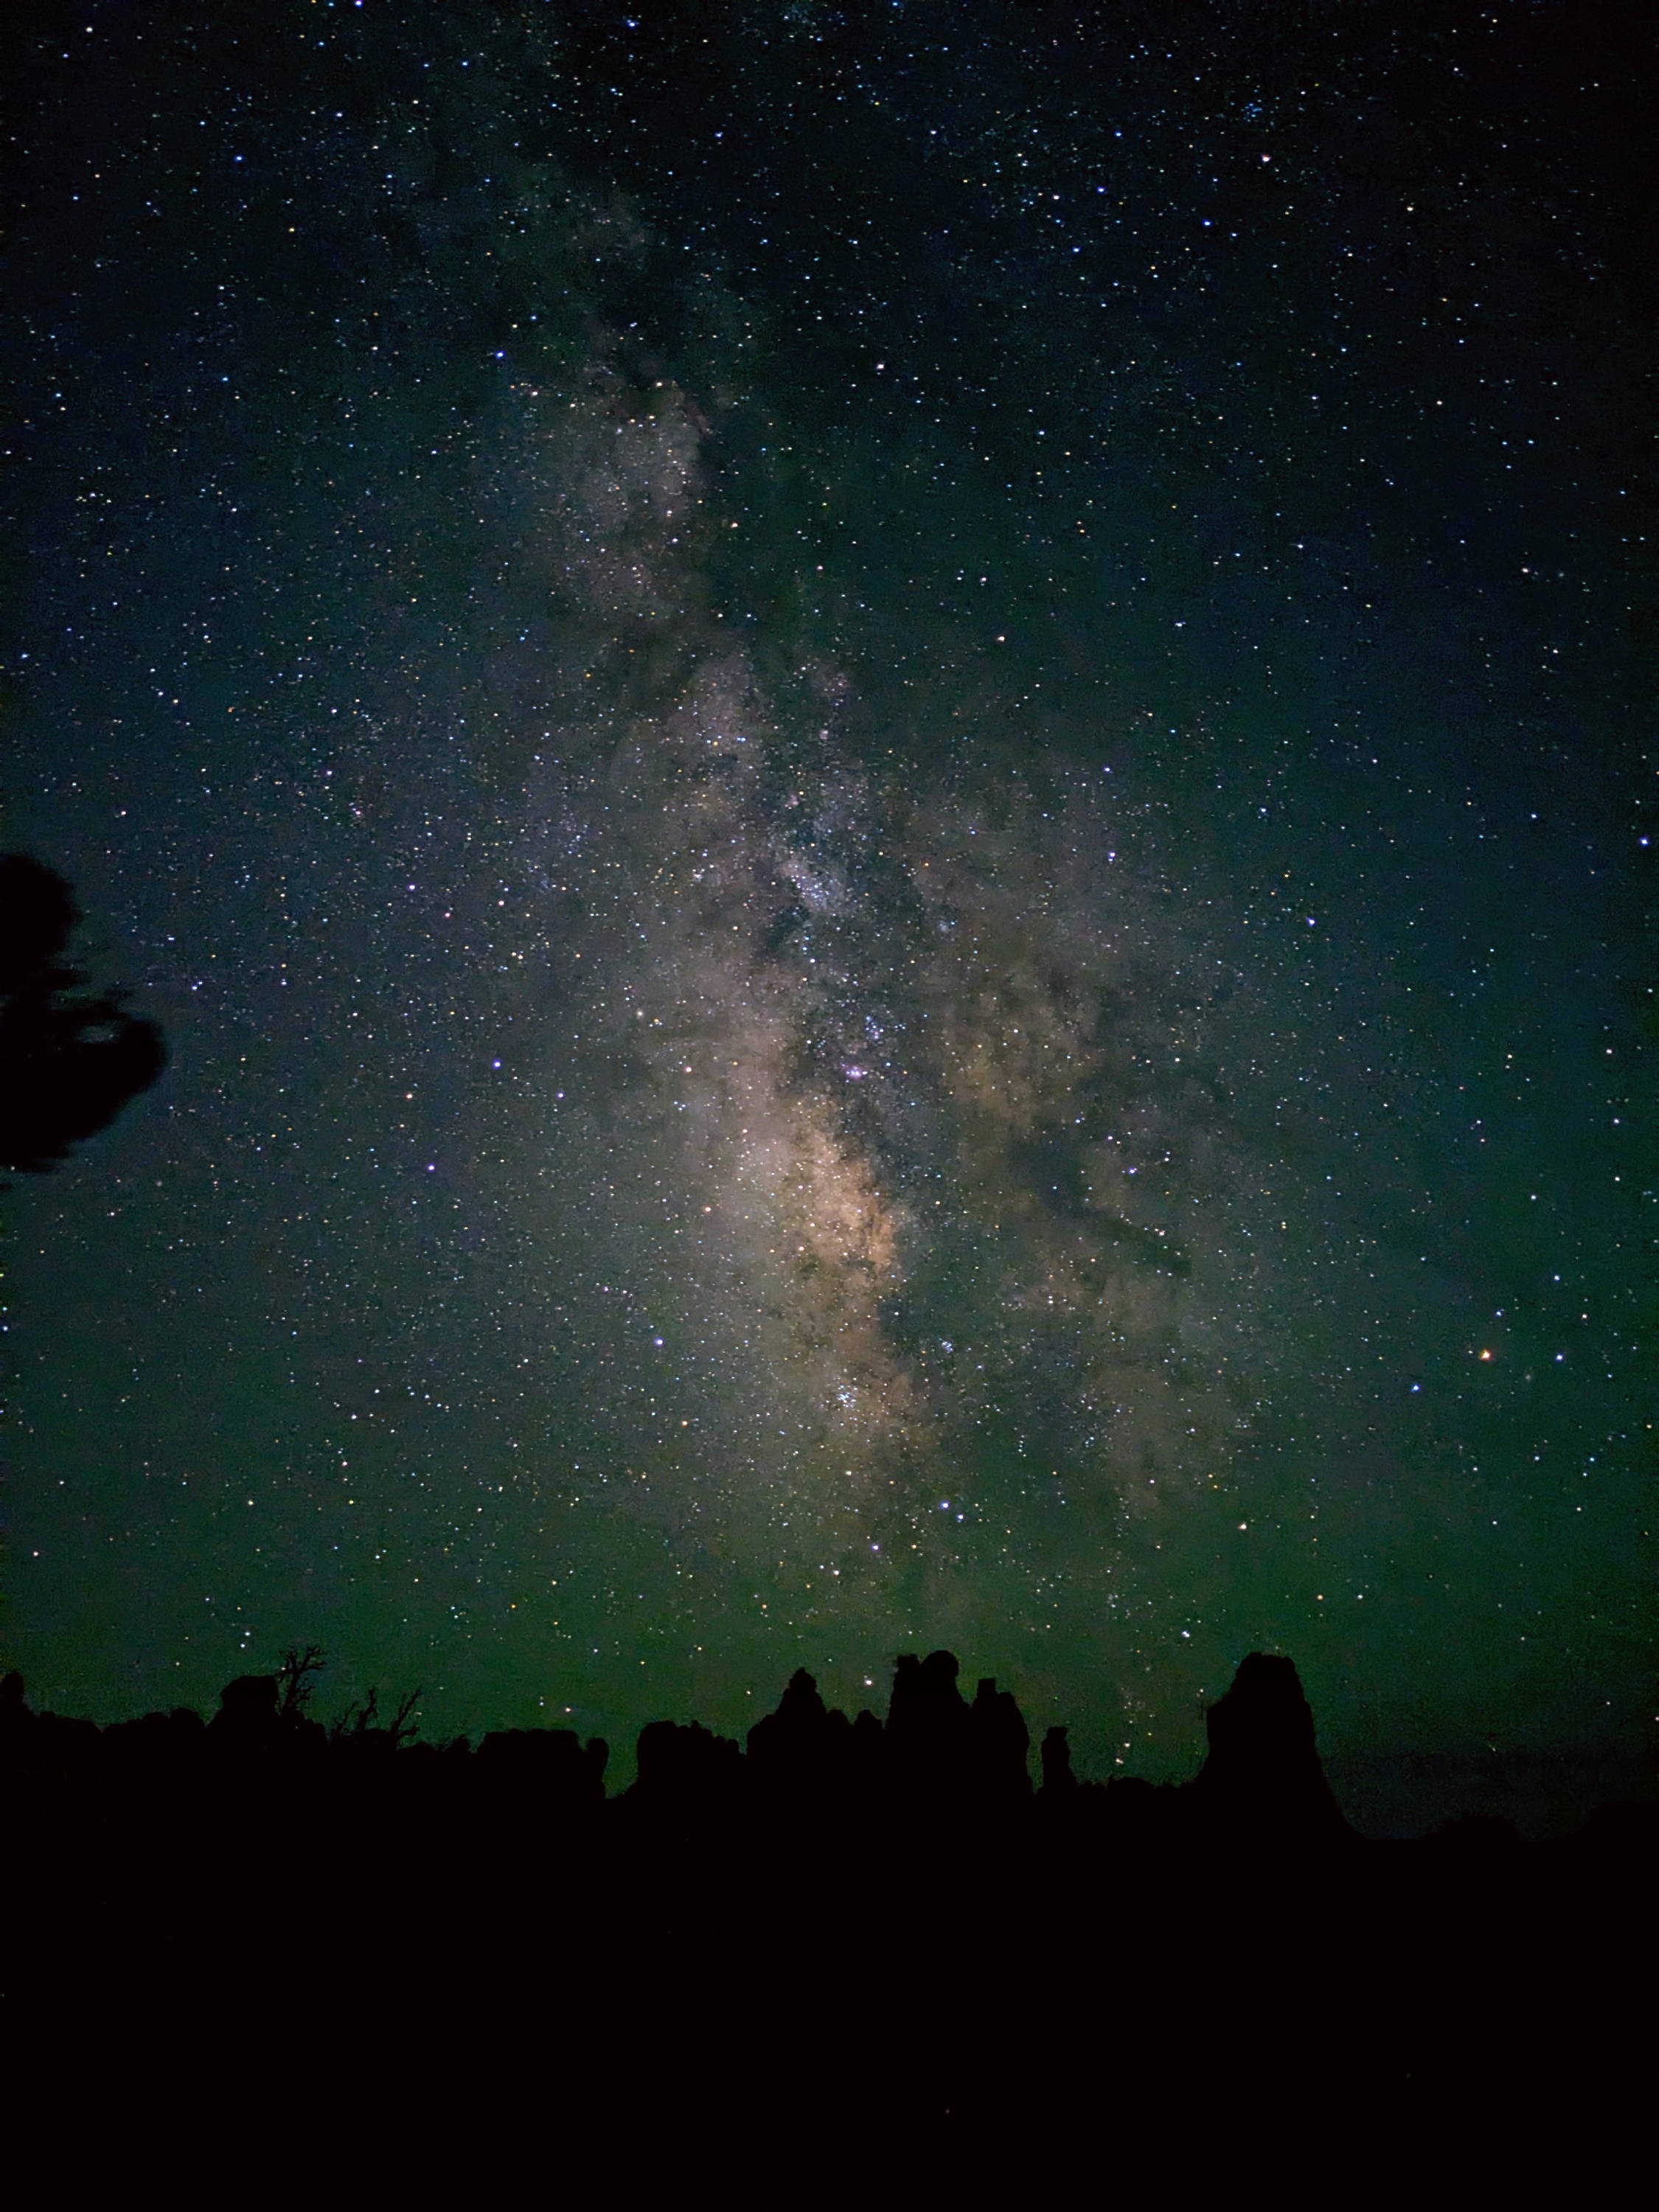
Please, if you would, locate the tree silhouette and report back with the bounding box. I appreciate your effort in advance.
[329,1683,423,1746]
[274,1644,327,1722]
[0,853,166,1174]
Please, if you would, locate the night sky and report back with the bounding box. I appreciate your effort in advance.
[5,1,1651,1827]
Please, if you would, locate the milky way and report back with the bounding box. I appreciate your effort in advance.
[479,346,1273,1551]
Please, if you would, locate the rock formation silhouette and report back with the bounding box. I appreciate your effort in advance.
[4,1646,1645,2182]
[1191,1649,1353,1844]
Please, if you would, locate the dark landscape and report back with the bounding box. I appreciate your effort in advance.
[8,1645,1651,2177]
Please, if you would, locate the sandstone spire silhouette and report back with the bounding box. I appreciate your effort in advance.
[1192,1652,1352,1843]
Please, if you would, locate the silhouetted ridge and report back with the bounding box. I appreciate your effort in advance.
[478,1725,608,1805]
[747,1667,856,1801]
[1,1650,1641,1857]
[634,1717,742,1807]
[9,1645,1644,2184]
[209,1673,282,1739]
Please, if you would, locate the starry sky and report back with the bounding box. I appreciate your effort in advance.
[4,1,1652,1826]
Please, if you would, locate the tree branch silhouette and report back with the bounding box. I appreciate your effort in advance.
[274,1645,327,1723]
[0,854,166,1174]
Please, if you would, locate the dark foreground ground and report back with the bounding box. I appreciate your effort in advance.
[7,1655,1652,2186]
